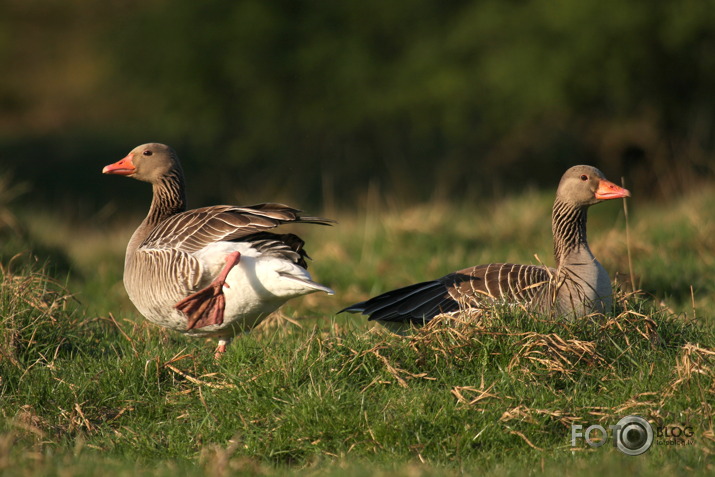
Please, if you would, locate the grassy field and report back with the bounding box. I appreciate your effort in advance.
[1,183,714,476]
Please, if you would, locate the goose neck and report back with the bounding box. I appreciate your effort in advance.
[146,171,187,227]
[552,198,590,267]
[126,170,186,261]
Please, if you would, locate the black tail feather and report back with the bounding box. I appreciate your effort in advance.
[339,280,458,325]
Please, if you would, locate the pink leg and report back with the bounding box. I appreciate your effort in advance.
[214,339,230,359]
[175,251,241,330]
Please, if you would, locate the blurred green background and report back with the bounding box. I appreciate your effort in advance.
[1,0,713,213]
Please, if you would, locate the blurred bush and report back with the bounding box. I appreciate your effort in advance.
[0,0,713,209]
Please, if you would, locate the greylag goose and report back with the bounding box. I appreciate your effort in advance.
[103,143,334,356]
[340,165,629,328]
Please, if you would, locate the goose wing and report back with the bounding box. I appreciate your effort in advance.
[341,263,553,324]
[139,203,333,253]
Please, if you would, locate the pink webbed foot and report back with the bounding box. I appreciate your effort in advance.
[175,251,241,330]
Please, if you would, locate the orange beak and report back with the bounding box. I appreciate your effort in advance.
[102,154,136,176]
[595,179,630,200]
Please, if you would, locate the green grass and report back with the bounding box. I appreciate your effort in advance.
[1,185,714,475]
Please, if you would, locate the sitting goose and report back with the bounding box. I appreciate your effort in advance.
[340,165,629,328]
[103,143,334,356]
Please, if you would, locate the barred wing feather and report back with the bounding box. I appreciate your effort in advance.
[140,203,333,253]
[342,263,554,325]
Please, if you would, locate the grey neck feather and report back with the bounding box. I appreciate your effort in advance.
[126,168,187,261]
[551,197,590,267]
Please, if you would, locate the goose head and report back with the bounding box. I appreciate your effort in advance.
[102,143,182,183]
[556,165,630,207]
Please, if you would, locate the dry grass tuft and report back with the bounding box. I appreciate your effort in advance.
[0,259,75,366]
[253,311,303,337]
[451,380,499,409]
[350,343,438,391]
[674,343,715,383]
[404,309,499,364]
[500,404,581,433]
[508,332,605,379]
[667,343,715,401]
[600,307,662,348]
[162,352,238,390]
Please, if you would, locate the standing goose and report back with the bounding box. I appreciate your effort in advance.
[340,165,629,328]
[103,143,334,356]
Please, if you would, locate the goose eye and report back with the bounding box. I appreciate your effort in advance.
[143,150,153,156]
[580,174,588,181]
